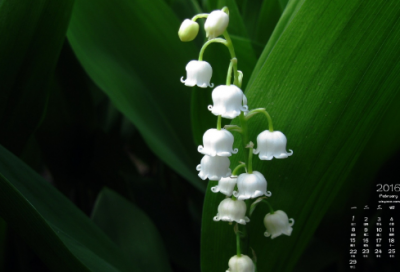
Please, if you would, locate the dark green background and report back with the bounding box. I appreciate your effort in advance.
[0,0,399,271]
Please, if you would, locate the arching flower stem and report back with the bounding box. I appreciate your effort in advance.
[198,38,227,61]
[222,30,239,85]
[217,115,222,130]
[245,108,274,132]
[234,223,242,257]
[224,125,243,134]
[232,162,246,176]
[191,13,209,21]
[246,141,254,174]
[226,58,236,85]
[222,6,229,15]
[264,200,275,214]
[239,112,249,169]
[249,198,275,216]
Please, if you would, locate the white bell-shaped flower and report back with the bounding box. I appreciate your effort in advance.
[181,60,214,88]
[198,128,238,157]
[264,210,294,239]
[253,130,293,160]
[213,198,249,225]
[208,85,248,119]
[233,171,271,200]
[204,10,229,39]
[226,255,255,272]
[211,176,237,196]
[178,19,199,42]
[196,155,231,180]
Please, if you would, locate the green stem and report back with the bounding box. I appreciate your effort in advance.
[191,13,208,21]
[217,115,222,130]
[247,143,254,174]
[232,163,246,176]
[236,224,241,256]
[245,108,274,131]
[224,125,243,134]
[222,31,239,85]
[226,59,236,85]
[198,38,227,61]
[239,112,249,167]
[264,200,275,214]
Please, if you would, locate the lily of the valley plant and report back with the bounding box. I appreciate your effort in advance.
[179,7,294,271]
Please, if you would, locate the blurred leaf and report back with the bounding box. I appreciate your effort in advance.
[122,172,201,272]
[241,0,264,42]
[255,0,284,45]
[92,188,172,272]
[201,1,400,271]
[0,144,136,272]
[167,0,202,21]
[67,0,204,190]
[0,217,5,271]
[0,0,74,155]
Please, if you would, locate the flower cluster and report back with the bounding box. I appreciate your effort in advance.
[179,7,295,271]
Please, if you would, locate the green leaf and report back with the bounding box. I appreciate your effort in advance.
[201,1,400,271]
[92,188,173,272]
[0,0,74,155]
[0,144,135,272]
[67,0,204,190]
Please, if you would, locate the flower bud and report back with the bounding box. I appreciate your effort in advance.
[178,19,199,42]
[211,176,237,196]
[198,128,238,157]
[181,60,214,88]
[214,198,249,225]
[196,155,231,180]
[264,210,294,239]
[233,171,271,200]
[204,10,229,39]
[208,85,248,119]
[253,130,293,160]
[226,255,255,272]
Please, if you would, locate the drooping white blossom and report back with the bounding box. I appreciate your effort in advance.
[253,130,293,160]
[181,60,214,88]
[198,128,238,157]
[208,85,248,119]
[233,171,271,200]
[204,10,229,39]
[226,255,255,272]
[214,198,249,225]
[211,176,237,196]
[178,19,199,42]
[196,155,231,180]
[264,210,294,239]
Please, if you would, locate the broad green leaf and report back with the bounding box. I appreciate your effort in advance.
[295,89,400,271]
[201,1,400,272]
[92,188,172,272]
[247,0,306,89]
[0,144,136,272]
[67,0,203,190]
[0,0,74,155]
